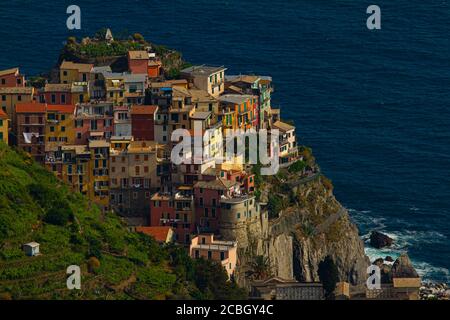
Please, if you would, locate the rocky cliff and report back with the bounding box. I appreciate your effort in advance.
[231,169,369,289]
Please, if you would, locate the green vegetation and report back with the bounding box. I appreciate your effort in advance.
[0,142,246,300]
[288,159,307,173]
[267,194,286,219]
[247,256,271,280]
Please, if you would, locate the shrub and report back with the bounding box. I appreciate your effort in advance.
[44,203,73,226]
[288,160,307,173]
[87,256,101,273]
[267,195,284,219]
[321,176,333,191]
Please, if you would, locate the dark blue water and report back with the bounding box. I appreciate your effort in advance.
[1,0,449,283]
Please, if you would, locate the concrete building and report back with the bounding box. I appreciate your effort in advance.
[250,277,325,300]
[181,65,227,97]
[109,141,160,224]
[190,234,237,279]
[272,120,298,167]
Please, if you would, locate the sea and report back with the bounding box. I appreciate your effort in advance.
[0,0,448,284]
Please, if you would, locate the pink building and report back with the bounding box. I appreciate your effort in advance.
[190,234,237,279]
[74,103,114,144]
[0,68,25,87]
[128,51,149,74]
[193,178,240,233]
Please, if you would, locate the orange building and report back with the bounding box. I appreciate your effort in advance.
[0,109,9,144]
[190,234,237,279]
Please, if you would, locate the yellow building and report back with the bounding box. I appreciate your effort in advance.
[105,75,125,106]
[88,140,110,210]
[0,108,9,144]
[0,86,34,130]
[71,82,90,104]
[60,60,93,84]
[60,144,91,196]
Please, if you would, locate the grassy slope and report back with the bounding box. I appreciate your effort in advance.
[0,142,245,300]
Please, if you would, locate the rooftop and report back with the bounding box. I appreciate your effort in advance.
[191,111,211,120]
[218,94,254,105]
[15,102,46,113]
[60,60,93,73]
[273,120,295,132]
[128,50,149,60]
[131,105,158,115]
[0,67,19,77]
[135,226,172,243]
[46,104,75,114]
[181,65,227,76]
[194,178,238,191]
[88,140,110,148]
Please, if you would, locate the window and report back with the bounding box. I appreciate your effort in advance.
[144,155,148,161]
[204,208,208,217]
[1,95,5,101]
[110,92,114,98]
[199,198,203,206]
[17,95,21,101]
[51,94,56,104]
[195,250,200,259]
[237,212,241,219]
[75,119,83,128]
[61,94,66,104]
[82,73,87,82]
[61,126,65,132]
[63,71,68,76]
[61,114,65,121]
[212,208,216,217]
[133,192,138,199]
[90,120,97,130]
[220,251,225,261]
[207,251,212,260]
[79,94,83,103]
[201,237,206,244]
[50,126,55,132]
[144,166,149,173]
[135,166,140,175]
[1,79,5,85]
[76,132,82,139]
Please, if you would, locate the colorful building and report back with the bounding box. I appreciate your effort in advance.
[15,102,47,162]
[272,120,298,167]
[88,139,110,210]
[218,94,258,130]
[180,65,227,97]
[0,108,9,144]
[109,140,160,225]
[74,102,114,144]
[128,51,149,74]
[60,60,93,84]
[189,234,237,279]
[43,83,72,105]
[45,104,76,176]
[0,86,34,133]
[131,105,158,141]
[193,178,240,233]
[0,67,25,87]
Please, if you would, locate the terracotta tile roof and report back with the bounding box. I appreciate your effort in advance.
[0,108,8,119]
[0,87,33,94]
[128,51,149,60]
[60,60,93,73]
[136,226,172,243]
[15,102,46,113]
[131,105,158,115]
[0,67,19,77]
[46,104,75,114]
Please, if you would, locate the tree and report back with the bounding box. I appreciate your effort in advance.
[267,194,284,219]
[318,256,339,299]
[248,255,271,280]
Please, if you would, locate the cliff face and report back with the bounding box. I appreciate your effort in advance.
[231,173,369,289]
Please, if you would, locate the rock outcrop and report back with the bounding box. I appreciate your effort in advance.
[231,172,370,289]
[369,231,393,249]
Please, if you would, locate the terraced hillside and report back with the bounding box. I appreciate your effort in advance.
[0,142,245,300]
